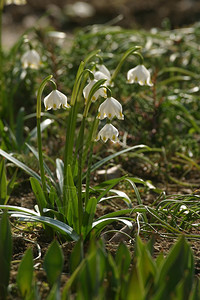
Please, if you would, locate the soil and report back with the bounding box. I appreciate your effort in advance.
[3,0,200,48]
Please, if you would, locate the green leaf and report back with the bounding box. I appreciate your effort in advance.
[17,248,34,298]
[46,283,60,300]
[0,212,12,300]
[0,158,7,205]
[28,119,54,141]
[92,217,132,237]
[26,143,59,192]
[188,280,200,300]
[0,149,42,183]
[154,236,194,300]
[56,158,64,194]
[9,212,79,241]
[135,237,156,294]
[30,177,47,214]
[115,242,131,275]
[44,240,64,287]
[64,165,79,233]
[81,197,97,239]
[15,107,25,150]
[127,264,145,300]
[7,168,17,200]
[69,238,83,274]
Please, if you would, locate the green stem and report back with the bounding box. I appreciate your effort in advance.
[85,142,94,207]
[77,116,86,232]
[36,75,53,197]
[110,46,142,83]
[37,117,48,196]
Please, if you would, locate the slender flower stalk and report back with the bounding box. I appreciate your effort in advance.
[110,46,142,84]
[36,75,53,198]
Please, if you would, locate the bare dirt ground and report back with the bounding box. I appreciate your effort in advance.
[3,0,200,48]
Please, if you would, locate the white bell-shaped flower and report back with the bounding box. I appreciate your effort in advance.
[94,64,112,86]
[83,79,107,102]
[44,90,70,110]
[127,64,153,86]
[97,97,124,120]
[21,49,41,69]
[95,123,119,143]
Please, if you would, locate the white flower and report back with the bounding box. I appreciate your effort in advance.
[180,205,189,214]
[83,79,107,102]
[21,49,41,69]
[94,64,112,86]
[5,0,26,5]
[127,64,153,86]
[44,90,70,110]
[97,97,124,120]
[95,123,119,143]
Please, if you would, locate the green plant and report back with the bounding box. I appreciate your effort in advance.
[0,212,12,300]
[0,158,17,205]
[0,46,154,240]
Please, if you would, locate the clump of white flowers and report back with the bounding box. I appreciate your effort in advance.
[92,58,153,143]
[21,49,41,69]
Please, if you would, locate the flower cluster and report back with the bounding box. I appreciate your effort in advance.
[83,61,153,143]
[34,52,152,145]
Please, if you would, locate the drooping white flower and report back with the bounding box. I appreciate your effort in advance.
[95,123,119,143]
[97,97,124,120]
[127,64,153,86]
[83,79,107,102]
[21,49,41,69]
[94,64,112,86]
[44,90,70,110]
[5,0,26,5]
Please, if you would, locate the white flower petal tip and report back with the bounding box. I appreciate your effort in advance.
[97,97,124,120]
[44,90,69,111]
[95,124,119,143]
[83,79,107,102]
[21,49,41,69]
[127,65,153,87]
